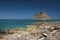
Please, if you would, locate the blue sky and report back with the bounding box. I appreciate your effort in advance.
[0,0,60,19]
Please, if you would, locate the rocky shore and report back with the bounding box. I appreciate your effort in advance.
[0,22,60,40]
[0,11,60,40]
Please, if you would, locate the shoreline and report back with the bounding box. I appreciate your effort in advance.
[0,22,60,40]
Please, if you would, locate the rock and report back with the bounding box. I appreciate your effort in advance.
[0,30,7,34]
[0,36,4,39]
[54,25,60,30]
[33,11,52,20]
[38,37,45,40]
[46,32,60,40]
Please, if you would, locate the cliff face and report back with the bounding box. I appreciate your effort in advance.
[34,11,52,20]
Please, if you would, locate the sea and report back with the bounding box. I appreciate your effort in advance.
[0,19,60,30]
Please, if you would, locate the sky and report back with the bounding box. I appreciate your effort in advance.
[0,0,60,19]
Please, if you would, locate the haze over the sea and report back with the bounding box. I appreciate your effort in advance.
[0,0,60,19]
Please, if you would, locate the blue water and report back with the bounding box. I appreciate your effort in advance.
[0,19,60,30]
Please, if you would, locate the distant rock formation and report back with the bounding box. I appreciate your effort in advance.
[33,11,52,20]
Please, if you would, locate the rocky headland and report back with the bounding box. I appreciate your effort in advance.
[0,11,60,40]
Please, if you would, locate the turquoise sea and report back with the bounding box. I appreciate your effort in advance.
[0,19,60,30]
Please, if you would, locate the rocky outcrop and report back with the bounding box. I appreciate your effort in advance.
[34,11,52,20]
[2,22,60,40]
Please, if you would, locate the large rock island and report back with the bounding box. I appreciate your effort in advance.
[34,11,52,20]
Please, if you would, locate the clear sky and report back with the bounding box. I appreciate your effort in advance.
[0,0,60,19]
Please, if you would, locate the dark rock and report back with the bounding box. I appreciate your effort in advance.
[0,30,6,34]
[54,26,60,30]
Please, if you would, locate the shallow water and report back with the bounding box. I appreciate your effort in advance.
[0,19,60,30]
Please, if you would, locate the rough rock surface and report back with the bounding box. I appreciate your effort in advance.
[1,22,60,40]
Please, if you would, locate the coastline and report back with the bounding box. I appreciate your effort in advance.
[0,22,60,40]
